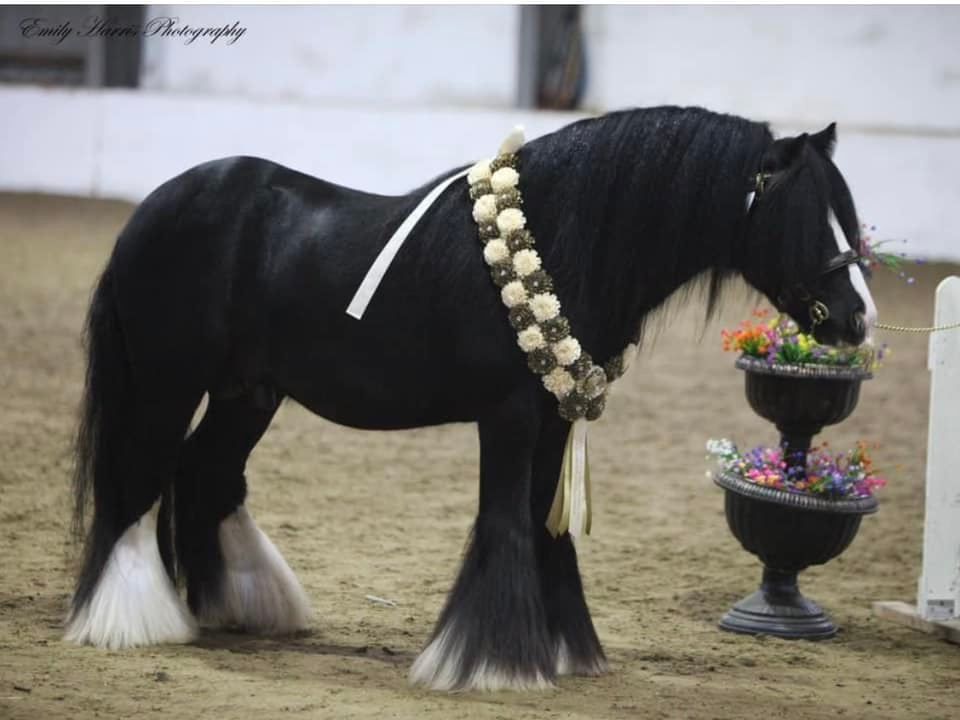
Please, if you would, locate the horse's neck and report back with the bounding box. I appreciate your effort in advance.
[520,113,763,362]
[584,229,723,358]
[566,186,741,361]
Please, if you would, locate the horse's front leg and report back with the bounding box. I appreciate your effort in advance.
[531,415,608,677]
[410,388,556,691]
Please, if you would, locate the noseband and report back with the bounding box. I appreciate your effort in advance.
[777,249,860,326]
[749,172,862,327]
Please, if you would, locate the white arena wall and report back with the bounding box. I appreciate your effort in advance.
[1,4,958,261]
[3,84,958,262]
[140,5,519,108]
[582,5,960,134]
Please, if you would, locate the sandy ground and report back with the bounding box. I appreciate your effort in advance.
[0,192,958,720]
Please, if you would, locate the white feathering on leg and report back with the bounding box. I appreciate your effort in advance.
[64,501,197,649]
[409,623,554,692]
[555,638,609,676]
[199,506,312,633]
[556,638,574,676]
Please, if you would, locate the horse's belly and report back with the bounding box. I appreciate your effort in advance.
[273,337,517,431]
[264,232,521,430]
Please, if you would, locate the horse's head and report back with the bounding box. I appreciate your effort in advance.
[741,123,877,347]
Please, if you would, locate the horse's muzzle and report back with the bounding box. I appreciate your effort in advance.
[848,311,868,346]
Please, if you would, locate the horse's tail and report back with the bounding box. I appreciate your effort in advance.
[69,266,140,617]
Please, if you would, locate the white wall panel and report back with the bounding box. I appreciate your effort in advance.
[582,6,960,133]
[140,5,518,108]
[1,86,957,261]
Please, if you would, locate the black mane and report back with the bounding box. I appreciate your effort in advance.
[518,106,773,359]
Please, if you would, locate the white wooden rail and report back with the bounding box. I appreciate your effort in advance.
[917,276,960,621]
[875,276,960,643]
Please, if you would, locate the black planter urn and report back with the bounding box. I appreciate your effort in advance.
[714,356,877,639]
[715,471,877,638]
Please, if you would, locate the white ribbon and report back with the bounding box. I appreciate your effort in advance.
[346,167,471,320]
[546,417,592,539]
[568,418,590,539]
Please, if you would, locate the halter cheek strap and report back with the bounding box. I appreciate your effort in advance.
[821,249,860,275]
[750,169,863,327]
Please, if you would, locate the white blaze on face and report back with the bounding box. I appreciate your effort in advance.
[829,211,878,337]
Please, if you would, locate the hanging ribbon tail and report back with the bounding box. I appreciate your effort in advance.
[583,428,593,535]
[546,425,573,538]
[545,419,591,539]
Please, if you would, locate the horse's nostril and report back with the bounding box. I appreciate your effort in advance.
[851,312,865,337]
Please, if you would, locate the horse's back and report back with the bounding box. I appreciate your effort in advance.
[99,155,516,425]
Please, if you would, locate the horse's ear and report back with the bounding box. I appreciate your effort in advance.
[809,122,837,157]
[760,134,807,174]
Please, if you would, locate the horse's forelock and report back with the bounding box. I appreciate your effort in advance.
[753,143,854,291]
[822,157,862,255]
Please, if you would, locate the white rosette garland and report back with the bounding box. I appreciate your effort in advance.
[467,127,638,539]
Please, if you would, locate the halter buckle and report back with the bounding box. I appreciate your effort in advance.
[754,172,772,194]
[809,300,830,327]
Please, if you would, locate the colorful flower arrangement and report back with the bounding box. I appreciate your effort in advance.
[467,129,636,422]
[721,308,884,369]
[859,224,925,285]
[707,438,887,499]
[720,225,926,370]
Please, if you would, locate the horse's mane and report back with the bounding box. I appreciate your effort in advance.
[512,106,773,357]
[408,106,860,363]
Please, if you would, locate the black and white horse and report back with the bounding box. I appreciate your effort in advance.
[66,106,876,690]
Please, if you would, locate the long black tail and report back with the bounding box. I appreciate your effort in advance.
[70,267,137,616]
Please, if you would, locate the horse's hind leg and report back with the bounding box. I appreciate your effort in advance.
[175,387,311,634]
[65,387,202,649]
[531,416,608,677]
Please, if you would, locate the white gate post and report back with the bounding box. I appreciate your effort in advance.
[917,276,960,621]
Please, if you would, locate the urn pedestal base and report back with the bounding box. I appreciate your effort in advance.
[720,568,836,640]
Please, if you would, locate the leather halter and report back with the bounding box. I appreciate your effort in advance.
[749,172,862,326]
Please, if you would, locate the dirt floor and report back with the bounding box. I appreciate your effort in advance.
[1,192,958,720]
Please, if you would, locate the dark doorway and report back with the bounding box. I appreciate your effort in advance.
[0,5,144,88]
